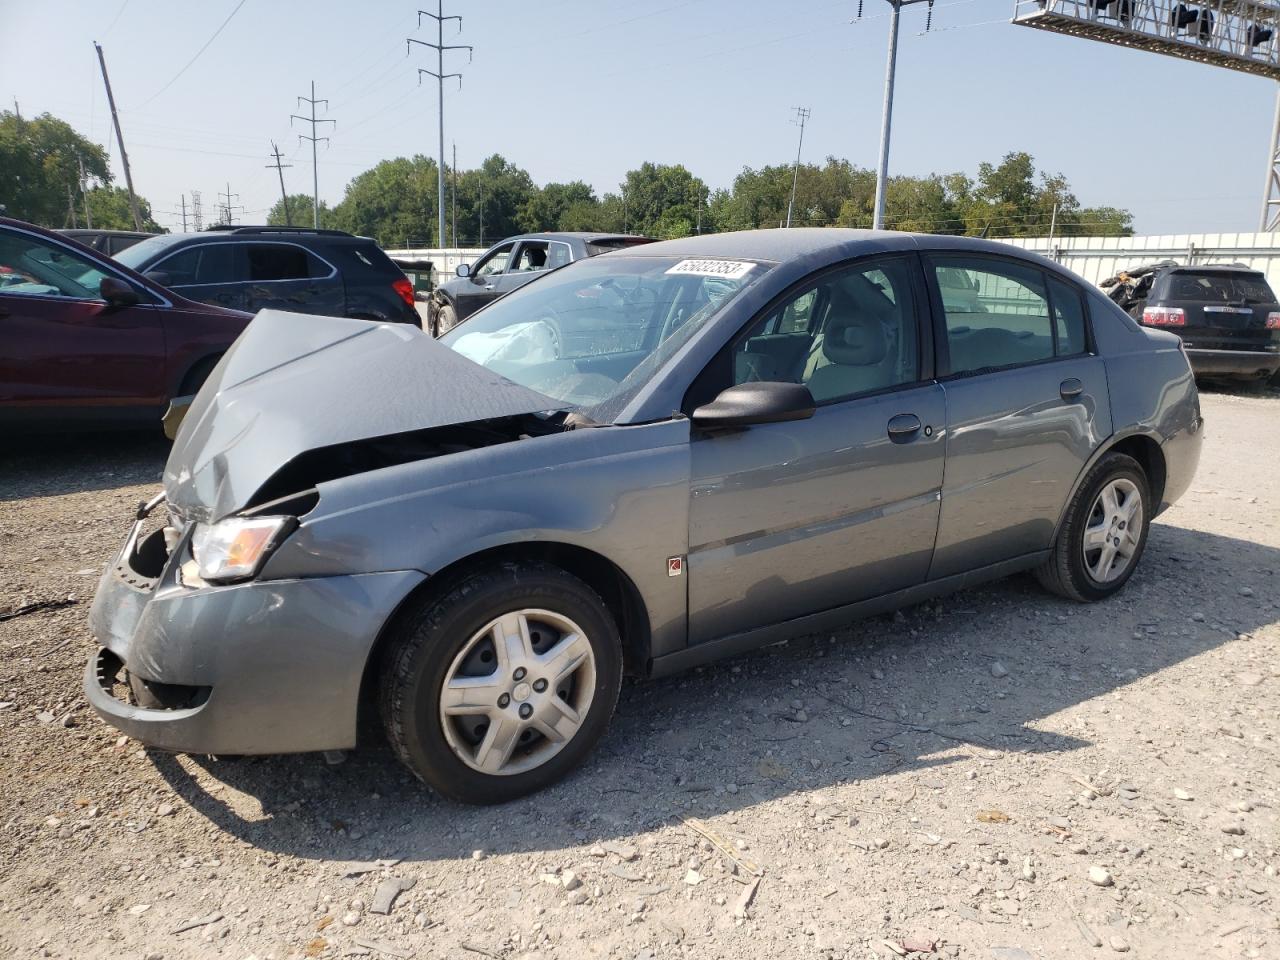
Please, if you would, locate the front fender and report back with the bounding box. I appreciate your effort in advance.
[261,418,693,660]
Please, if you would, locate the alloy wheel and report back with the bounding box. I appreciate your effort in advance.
[1082,477,1143,584]
[438,609,596,776]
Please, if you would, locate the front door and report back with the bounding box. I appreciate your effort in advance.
[923,254,1112,579]
[686,254,946,645]
[457,241,516,319]
[150,242,248,311]
[0,227,165,417]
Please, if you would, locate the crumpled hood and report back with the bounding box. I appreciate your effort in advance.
[164,310,561,522]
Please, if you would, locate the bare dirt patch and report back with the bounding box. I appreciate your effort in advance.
[1,393,1276,960]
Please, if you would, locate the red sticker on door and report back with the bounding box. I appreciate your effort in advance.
[667,556,684,577]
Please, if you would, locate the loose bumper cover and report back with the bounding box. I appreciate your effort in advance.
[83,506,423,756]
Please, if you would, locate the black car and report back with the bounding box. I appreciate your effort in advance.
[432,231,653,333]
[1103,261,1280,383]
[59,228,157,255]
[113,226,419,325]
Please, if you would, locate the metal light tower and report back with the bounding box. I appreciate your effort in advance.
[1011,0,1280,230]
[408,4,472,249]
[870,0,934,231]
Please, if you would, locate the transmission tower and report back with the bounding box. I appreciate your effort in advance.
[217,182,243,226]
[291,81,335,229]
[408,3,473,249]
[190,190,204,231]
[786,107,811,228]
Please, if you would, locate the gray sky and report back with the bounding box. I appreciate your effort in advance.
[2,0,1275,235]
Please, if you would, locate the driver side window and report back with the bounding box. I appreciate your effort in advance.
[730,257,920,404]
[0,232,111,300]
[475,243,514,278]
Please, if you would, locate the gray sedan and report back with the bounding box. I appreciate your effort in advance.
[85,229,1203,803]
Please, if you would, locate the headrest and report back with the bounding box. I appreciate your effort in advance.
[822,291,889,366]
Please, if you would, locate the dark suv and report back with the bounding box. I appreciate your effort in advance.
[113,226,419,325]
[432,232,653,333]
[1103,261,1280,383]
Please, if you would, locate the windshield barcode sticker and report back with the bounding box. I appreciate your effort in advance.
[665,259,755,280]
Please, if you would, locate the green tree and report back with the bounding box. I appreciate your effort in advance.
[0,111,110,226]
[518,180,597,233]
[330,155,441,246]
[614,162,709,237]
[267,192,336,228]
[84,185,164,232]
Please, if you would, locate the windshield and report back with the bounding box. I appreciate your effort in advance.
[1164,271,1276,304]
[112,233,185,270]
[440,254,769,420]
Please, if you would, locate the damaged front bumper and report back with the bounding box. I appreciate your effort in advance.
[83,494,424,756]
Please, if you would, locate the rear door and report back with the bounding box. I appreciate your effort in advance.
[924,254,1111,579]
[0,226,166,417]
[151,242,248,311]
[243,242,344,316]
[686,254,946,644]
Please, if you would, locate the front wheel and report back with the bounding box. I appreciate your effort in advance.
[436,303,457,335]
[378,563,622,804]
[1036,452,1151,602]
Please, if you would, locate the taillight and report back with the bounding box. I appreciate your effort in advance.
[1143,306,1186,326]
[1267,312,1280,329]
[392,276,415,307]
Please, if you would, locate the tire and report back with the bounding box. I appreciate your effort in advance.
[378,562,623,804]
[178,355,221,398]
[1036,452,1151,602]
[437,303,457,335]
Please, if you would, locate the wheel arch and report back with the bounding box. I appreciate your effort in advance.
[1052,429,1168,545]
[358,540,652,730]
[174,350,225,398]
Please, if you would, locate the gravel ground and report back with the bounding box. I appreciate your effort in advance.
[1,390,1276,960]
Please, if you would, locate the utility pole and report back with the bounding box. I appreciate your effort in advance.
[93,41,143,231]
[291,81,334,229]
[451,141,458,248]
[408,3,472,249]
[267,140,294,226]
[217,182,242,226]
[78,156,93,229]
[190,190,204,232]
[178,194,188,232]
[786,106,810,228]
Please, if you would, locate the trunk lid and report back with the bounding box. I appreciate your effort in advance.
[164,310,562,522]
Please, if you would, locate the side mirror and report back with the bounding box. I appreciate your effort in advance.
[455,263,471,278]
[100,276,142,307]
[691,381,816,430]
[143,270,171,286]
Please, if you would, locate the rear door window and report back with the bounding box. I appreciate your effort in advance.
[929,257,1055,375]
[246,244,311,282]
[1047,276,1089,356]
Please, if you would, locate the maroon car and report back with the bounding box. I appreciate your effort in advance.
[0,217,251,431]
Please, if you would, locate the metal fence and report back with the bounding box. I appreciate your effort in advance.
[383,246,486,280]
[998,232,1280,290]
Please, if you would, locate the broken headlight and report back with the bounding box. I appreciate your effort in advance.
[190,516,294,583]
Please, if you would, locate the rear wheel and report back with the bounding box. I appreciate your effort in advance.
[1037,452,1151,602]
[378,563,622,804]
[178,355,221,398]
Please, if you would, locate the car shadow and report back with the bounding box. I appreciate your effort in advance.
[150,519,1275,868]
[0,431,169,503]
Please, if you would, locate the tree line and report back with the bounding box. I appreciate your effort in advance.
[2,110,1132,245]
[272,150,1132,247]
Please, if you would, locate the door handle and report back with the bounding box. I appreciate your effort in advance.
[1059,378,1084,401]
[483,284,495,291]
[887,413,922,441]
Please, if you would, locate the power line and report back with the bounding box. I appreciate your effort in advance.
[291,81,336,228]
[137,0,249,108]
[408,2,473,248]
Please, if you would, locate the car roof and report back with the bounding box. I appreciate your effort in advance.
[502,232,653,243]
[624,227,917,261]
[60,228,155,238]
